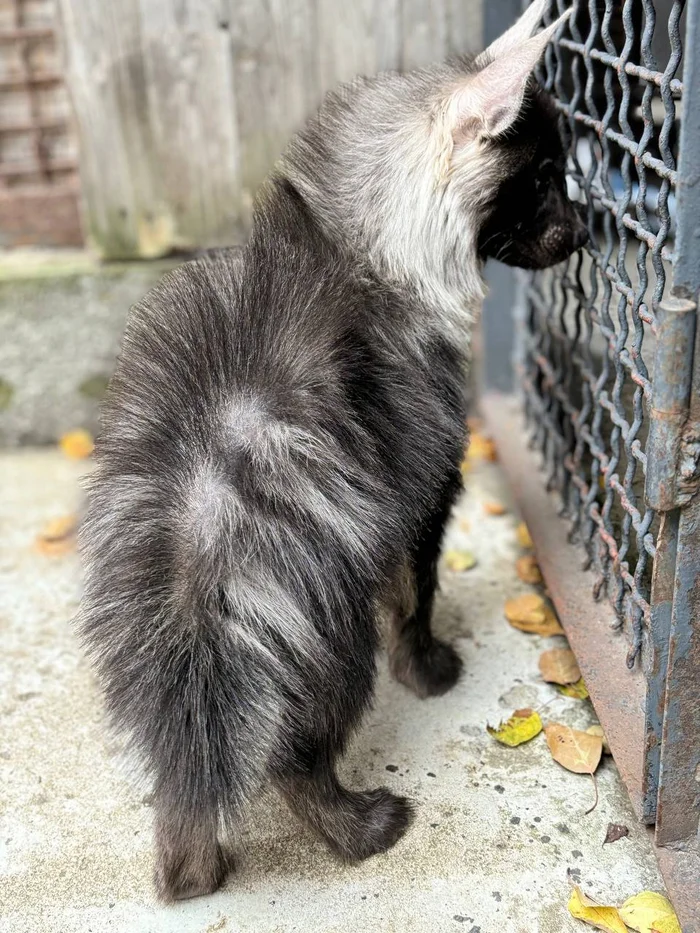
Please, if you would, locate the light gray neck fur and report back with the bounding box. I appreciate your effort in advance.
[278,63,492,345]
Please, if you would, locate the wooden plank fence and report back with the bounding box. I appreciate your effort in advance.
[57,0,482,259]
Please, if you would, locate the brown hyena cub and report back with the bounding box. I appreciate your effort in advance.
[79,0,586,900]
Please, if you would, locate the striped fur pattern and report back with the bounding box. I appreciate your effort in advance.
[79,1,587,901]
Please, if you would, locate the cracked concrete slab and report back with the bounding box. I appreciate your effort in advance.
[0,449,666,932]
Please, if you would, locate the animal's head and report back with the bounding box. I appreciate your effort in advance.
[433,0,588,271]
[280,0,587,316]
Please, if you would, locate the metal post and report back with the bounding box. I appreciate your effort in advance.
[480,0,523,395]
[654,0,700,848]
[643,296,696,823]
[482,265,520,393]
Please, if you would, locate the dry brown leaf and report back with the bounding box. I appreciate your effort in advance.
[504,593,564,636]
[444,549,477,572]
[538,647,581,685]
[35,514,78,557]
[545,723,602,775]
[59,429,94,459]
[483,500,507,517]
[557,678,590,700]
[516,522,533,549]
[487,708,543,747]
[619,892,681,933]
[603,823,629,845]
[516,554,543,585]
[468,433,498,462]
[504,592,545,623]
[587,724,611,754]
[568,886,628,933]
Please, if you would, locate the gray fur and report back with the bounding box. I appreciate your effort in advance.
[79,9,586,902]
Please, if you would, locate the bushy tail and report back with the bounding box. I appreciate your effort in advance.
[78,467,282,900]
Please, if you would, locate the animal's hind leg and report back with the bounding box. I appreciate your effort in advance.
[275,743,413,861]
[273,626,413,861]
[387,469,463,698]
[153,786,234,901]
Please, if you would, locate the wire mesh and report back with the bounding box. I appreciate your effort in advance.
[521,0,686,667]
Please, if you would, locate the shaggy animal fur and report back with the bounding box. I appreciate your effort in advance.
[78,0,588,901]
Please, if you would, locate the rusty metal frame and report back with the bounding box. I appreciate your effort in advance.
[481,1,700,928]
[654,0,700,851]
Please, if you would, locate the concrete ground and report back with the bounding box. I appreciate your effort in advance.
[0,449,667,933]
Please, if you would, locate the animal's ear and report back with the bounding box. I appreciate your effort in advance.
[475,0,552,66]
[449,11,570,142]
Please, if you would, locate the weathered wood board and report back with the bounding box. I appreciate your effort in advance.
[58,0,482,258]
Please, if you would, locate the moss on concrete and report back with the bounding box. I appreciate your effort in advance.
[0,251,180,445]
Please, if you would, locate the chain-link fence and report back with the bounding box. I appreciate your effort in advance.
[524,0,682,669]
[483,1,699,923]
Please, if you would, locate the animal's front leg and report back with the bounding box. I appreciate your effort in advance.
[387,469,463,698]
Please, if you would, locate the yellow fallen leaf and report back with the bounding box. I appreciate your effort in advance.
[516,522,533,549]
[539,648,581,685]
[568,886,628,933]
[505,592,544,622]
[487,708,542,747]
[545,723,602,774]
[651,920,682,933]
[444,549,477,572]
[468,433,498,462]
[40,515,77,540]
[603,823,629,844]
[35,514,78,557]
[619,892,680,933]
[586,725,611,754]
[557,678,590,699]
[504,593,564,636]
[516,554,543,585]
[460,457,472,476]
[483,500,507,517]
[59,429,94,459]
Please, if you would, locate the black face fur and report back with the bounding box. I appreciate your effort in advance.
[477,83,589,269]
